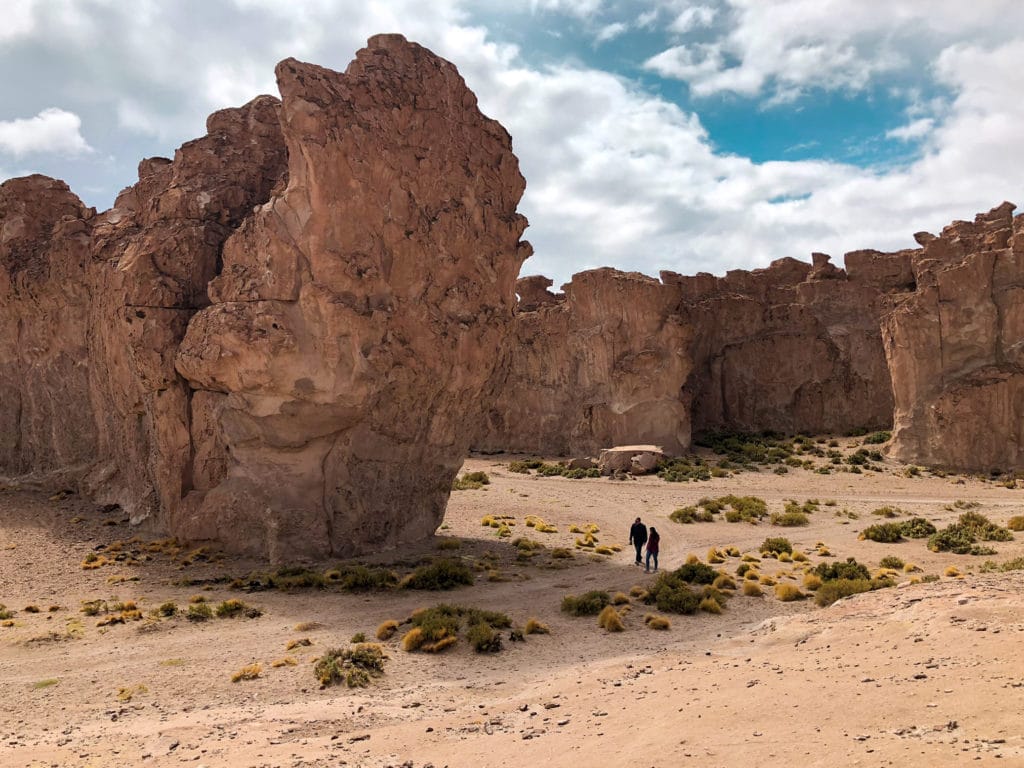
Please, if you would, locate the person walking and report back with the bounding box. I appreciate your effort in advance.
[629,517,648,566]
[645,527,660,573]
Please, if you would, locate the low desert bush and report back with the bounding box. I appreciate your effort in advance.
[508,458,544,473]
[879,555,905,570]
[611,592,631,606]
[759,537,793,555]
[670,561,718,585]
[802,573,822,590]
[452,471,490,491]
[524,617,550,635]
[814,558,870,582]
[400,558,474,590]
[871,505,903,518]
[561,591,610,616]
[741,581,763,597]
[314,643,386,687]
[597,605,625,632]
[928,512,1012,554]
[771,511,809,526]
[774,584,805,602]
[713,574,736,590]
[644,614,671,630]
[670,506,714,524]
[1007,515,1024,532]
[376,620,399,641]
[327,565,399,592]
[699,596,723,614]
[230,663,262,683]
[814,577,894,607]
[186,602,213,622]
[466,622,503,652]
[978,556,1024,573]
[863,430,891,444]
[860,522,905,543]
[944,565,961,577]
[899,517,937,538]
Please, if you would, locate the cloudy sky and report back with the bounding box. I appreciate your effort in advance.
[2,0,1023,286]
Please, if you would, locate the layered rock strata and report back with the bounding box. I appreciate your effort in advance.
[883,202,1024,471]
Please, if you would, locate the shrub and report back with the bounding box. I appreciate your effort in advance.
[524,617,550,635]
[802,573,822,590]
[452,471,490,490]
[771,511,809,527]
[669,506,714,524]
[713,574,736,590]
[791,550,808,562]
[314,644,386,687]
[860,523,904,543]
[231,663,262,683]
[879,555,905,570]
[928,512,1013,554]
[186,602,213,622]
[979,556,1024,572]
[760,537,793,555]
[611,592,631,606]
[741,581,763,597]
[774,584,805,602]
[286,638,312,650]
[814,577,894,607]
[214,599,249,618]
[597,605,625,632]
[1007,516,1024,531]
[644,614,671,630]
[863,431,891,444]
[814,558,870,582]
[154,602,177,618]
[466,622,503,652]
[671,561,718,585]
[375,620,399,641]
[871,506,902,518]
[509,459,543,473]
[900,517,937,538]
[944,565,961,577]
[561,591,610,616]
[401,559,474,590]
[329,565,399,592]
[699,596,723,614]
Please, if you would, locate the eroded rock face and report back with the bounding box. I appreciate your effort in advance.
[477,269,692,456]
[173,35,529,558]
[883,202,1024,471]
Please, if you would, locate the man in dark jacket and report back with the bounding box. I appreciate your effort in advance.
[629,517,648,565]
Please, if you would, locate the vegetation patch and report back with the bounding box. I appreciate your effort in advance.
[879,555,905,570]
[770,511,809,526]
[814,558,871,582]
[862,431,891,444]
[400,558,474,590]
[860,522,906,543]
[669,506,714,524]
[524,617,550,635]
[508,458,544,474]
[376,620,399,641]
[452,471,490,490]
[815,578,894,607]
[1007,515,1024,532]
[561,591,610,616]
[597,605,626,632]
[928,512,1013,554]
[759,537,793,555]
[644,614,671,630]
[314,643,387,688]
[230,663,262,683]
[774,584,805,602]
[402,604,512,654]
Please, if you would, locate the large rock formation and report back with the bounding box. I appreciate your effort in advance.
[174,38,529,558]
[883,202,1024,471]
[0,34,529,559]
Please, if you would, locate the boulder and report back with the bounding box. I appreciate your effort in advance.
[598,445,665,476]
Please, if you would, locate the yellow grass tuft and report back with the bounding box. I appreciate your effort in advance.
[802,573,823,590]
[611,592,631,605]
[629,585,647,598]
[597,605,625,632]
[401,627,425,651]
[707,548,725,564]
[742,581,764,597]
[759,575,777,586]
[376,620,400,641]
[685,554,700,565]
[644,614,671,630]
[778,552,792,563]
[271,657,297,668]
[699,597,723,614]
[286,638,312,651]
[231,663,262,682]
[944,565,961,577]
[713,574,736,590]
[524,617,550,635]
[791,551,808,562]
[774,584,805,602]
[903,562,921,573]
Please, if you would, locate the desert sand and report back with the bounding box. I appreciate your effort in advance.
[2,443,1023,768]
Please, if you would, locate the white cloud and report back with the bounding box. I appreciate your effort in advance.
[594,21,627,43]
[0,108,92,157]
[669,5,716,34]
[886,118,934,141]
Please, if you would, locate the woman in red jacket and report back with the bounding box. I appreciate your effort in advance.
[645,527,660,573]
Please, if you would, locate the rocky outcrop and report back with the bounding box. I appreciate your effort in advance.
[883,202,1024,471]
[174,36,529,558]
[0,35,528,559]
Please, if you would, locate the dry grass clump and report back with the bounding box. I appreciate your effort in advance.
[314,644,387,688]
[903,562,921,573]
[770,511,809,527]
[706,547,725,564]
[944,565,962,577]
[524,617,550,635]
[230,663,262,683]
[214,599,261,619]
[758,575,777,586]
[712,574,736,590]
[402,604,511,654]
[271,657,297,668]
[802,573,823,590]
[741,581,763,597]
[376,620,400,641]
[669,506,714,524]
[699,596,723,614]
[644,614,671,630]
[597,605,626,632]
[186,602,213,622]
[791,551,808,562]
[774,584,805,602]
[1007,515,1024,532]
[611,592,631,605]
[629,585,648,598]
[452,471,490,491]
[759,537,792,555]
[286,637,313,650]
[551,547,574,559]
[399,558,474,590]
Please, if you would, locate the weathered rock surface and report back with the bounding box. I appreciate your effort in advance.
[0,35,528,559]
[883,202,1024,471]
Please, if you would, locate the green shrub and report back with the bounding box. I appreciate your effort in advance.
[863,431,891,444]
[401,558,474,590]
[879,556,905,570]
[452,471,490,490]
[860,523,904,543]
[697,497,726,513]
[871,506,903,518]
[815,577,894,607]
[814,558,870,582]
[509,458,543,473]
[561,591,611,616]
[979,556,1024,573]
[759,537,793,555]
[657,457,712,482]
[669,506,713,524]
[899,517,937,538]
[186,602,213,622]
[770,511,809,527]
[645,576,701,615]
[314,643,386,688]
[928,512,1013,554]
[671,561,718,584]
[0,605,13,620]
[466,622,503,652]
[328,565,399,591]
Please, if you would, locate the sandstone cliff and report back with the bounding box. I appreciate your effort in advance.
[883,202,1024,471]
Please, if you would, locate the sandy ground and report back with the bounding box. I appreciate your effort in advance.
[2,442,1024,768]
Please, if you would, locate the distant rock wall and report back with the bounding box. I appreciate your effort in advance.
[883,202,1024,471]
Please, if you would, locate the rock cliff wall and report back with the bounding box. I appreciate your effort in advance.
[883,202,1024,471]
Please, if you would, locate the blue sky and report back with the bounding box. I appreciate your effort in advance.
[2,0,1023,286]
